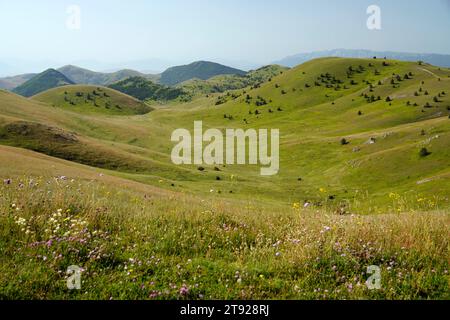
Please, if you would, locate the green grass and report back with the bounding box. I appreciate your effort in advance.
[180,64,289,95]
[1,58,450,212]
[0,57,449,299]
[0,149,447,299]
[109,76,187,102]
[32,85,153,115]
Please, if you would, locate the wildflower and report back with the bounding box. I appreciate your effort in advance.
[179,285,189,296]
[15,217,26,226]
[275,252,281,257]
[292,202,300,210]
[389,192,400,199]
[319,188,326,193]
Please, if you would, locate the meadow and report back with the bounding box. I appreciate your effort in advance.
[1,162,448,299]
[0,57,449,299]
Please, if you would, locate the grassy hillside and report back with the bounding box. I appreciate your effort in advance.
[109,77,187,102]
[0,57,449,300]
[0,145,448,299]
[58,65,160,85]
[1,57,450,212]
[180,64,289,95]
[12,69,74,97]
[160,61,246,86]
[32,85,153,115]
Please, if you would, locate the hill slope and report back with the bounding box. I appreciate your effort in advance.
[32,85,153,115]
[180,64,289,95]
[160,61,246,86]
[109,77,186,102]
[275,49,450,68]
[12,69,74,97]
[1,57,450,212]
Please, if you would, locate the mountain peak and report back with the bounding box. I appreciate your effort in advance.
[12,69,74,97]
[160,61,246,86]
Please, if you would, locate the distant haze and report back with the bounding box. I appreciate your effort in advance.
[274,49,450,68]
[0,0,449,76]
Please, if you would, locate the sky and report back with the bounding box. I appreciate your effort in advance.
[0,0,449,75]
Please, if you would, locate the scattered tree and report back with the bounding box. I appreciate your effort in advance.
[419,148,431,157]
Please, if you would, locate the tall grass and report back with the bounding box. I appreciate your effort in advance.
[0,176,448,300]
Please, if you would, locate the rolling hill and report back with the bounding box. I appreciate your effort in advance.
[108,76,187,102]
[180,64,289,95]
[12,69,74,97]
[32,85,153,115]
[275,49,450,68]
[1,57,449,212]
[159,61,246,86]
[1,57,450,299]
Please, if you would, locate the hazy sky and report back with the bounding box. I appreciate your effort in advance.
[0,0,449,74]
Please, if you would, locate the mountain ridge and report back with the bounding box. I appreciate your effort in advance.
[12,69,74,97]
[274,49,450,68]
[159,61,246,86]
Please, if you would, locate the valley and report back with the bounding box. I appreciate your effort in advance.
[0,57,449,300]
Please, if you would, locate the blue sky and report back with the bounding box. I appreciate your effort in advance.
[0,0,449,74]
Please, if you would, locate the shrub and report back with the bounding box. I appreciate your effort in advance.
[419,148,431,157]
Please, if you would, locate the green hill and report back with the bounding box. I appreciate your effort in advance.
[1,57,450,212]
[58,65,160,85]
[12,69,74,97]
[180,64,289,95]
[32,85,153,115]
[108,76,187,102]
[1,57,449,300]
[160,61,246,86]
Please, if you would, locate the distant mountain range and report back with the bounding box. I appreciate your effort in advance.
[57,65,160,86]
[274,49,450,68]
[4,51,450,98]
[2,61,248,96]
[12,69,74,97]
[0,73,36,91]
